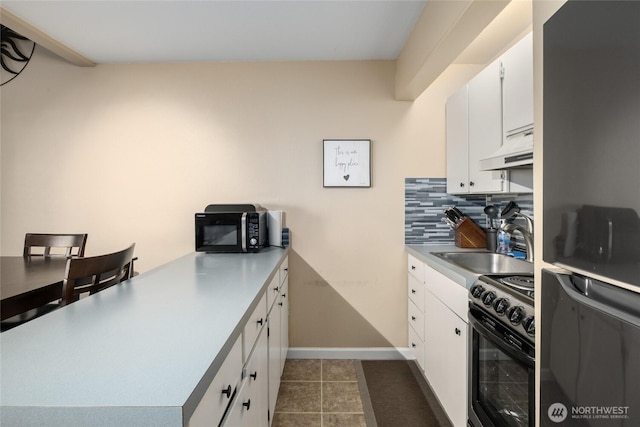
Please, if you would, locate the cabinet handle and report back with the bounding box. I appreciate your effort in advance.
[455,328,461,336]
[278,302,283,307]
[284,268,288,272]
[282,293,286,298]
[411,265,416,270]
[274,286,279,292]
[412,343,417,348]
[459,182,465,188]
[411,289,416,294]
[243,399,251,411]
[221,385,232,398]
[250,371,257,380]
[469,181,475,187]
[411,316,416,321]
[257,318,264,326]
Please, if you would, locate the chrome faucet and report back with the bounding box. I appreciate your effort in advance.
[514,212,534,235]
[502,217,534,262]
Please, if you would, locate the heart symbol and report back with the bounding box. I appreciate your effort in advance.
[343,174,350,181]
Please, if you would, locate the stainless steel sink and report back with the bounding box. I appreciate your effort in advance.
[432,251,533,275]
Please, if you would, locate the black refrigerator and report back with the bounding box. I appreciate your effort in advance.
[541,1,640,426]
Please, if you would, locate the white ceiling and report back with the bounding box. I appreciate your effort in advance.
[1,0,427,64]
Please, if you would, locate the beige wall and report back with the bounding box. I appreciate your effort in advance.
[1,48,470,347]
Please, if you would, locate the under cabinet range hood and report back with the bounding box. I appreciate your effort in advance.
[480,127,533,171]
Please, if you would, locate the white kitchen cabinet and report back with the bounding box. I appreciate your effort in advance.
[267,256,289,426]
[446,80,506,194]
[446,85,471,194]
[267,304,281,425]
[408,254,425,283]
[501,32,534,137]
[408,300,426,372]
[223,327,269,427]
[244,292,267,363]
[423,289,468,427]
[407,254,468,427]
[188,336,243,427]
[192,256,289,427]
[446,32,533,195]
[407,255,426,370]
[191,289,270,427]
[423,265,468,427]
[279,277,289,373]
[468,60,507,193]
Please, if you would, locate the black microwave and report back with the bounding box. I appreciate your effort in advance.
[195,208,268,253]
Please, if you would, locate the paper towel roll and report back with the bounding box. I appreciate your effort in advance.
[267,210,284,247]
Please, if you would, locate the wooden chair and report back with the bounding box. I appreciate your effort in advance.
[61,243,136,306]
[23,233,88,258]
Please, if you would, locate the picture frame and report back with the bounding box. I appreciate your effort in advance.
[323,139,371,188]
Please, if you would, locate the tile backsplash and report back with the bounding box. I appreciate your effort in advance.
[405,178,533,247]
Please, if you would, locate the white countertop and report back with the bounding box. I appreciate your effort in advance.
[0,247,288,427]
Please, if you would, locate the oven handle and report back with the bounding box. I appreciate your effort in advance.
[469,307,535,367]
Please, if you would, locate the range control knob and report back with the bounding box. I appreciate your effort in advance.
[506,306,525,325]
[249,237,258,246]
[522,316,535,337]
[470,284,485,299]
[481,291,497,307]
[493,298,510,315]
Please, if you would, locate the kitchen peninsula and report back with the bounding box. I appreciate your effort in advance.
[0,247,289,427]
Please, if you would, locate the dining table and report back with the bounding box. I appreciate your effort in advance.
[0,256,68,321]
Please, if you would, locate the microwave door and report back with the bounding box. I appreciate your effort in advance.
[197,212,245,252]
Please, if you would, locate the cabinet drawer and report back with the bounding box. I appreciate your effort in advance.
[408,300,425,340]
[408,274,425,313]
[279,256,289,285]
[220,377,256,427]
[266,274,280,314]
[407,255,425,283]
[244,292,267,362]
[188,335,243,427]
[408,325,425,373]
[424,266,468,321]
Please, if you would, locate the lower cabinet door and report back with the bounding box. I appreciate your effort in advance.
[279,279,289,375]
[424,289,468,427]
[268,308,282,424]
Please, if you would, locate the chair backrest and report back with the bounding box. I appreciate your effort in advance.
[24,233,88,258]
[61,243,135,306]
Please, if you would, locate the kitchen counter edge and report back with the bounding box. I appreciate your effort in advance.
[405,244,481,289]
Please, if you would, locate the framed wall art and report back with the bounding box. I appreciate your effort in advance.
[323,139,371,188]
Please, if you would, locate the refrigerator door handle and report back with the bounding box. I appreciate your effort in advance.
[548,270,640,327]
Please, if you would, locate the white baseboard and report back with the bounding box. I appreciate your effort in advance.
[286,347,415,360]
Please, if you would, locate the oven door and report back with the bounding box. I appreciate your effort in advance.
[468,305,535,427]
[195,212,247,253]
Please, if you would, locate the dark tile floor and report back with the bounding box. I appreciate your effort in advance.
[272,359,367,427]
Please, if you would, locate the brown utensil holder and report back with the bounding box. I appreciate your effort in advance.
[454,218,487,248]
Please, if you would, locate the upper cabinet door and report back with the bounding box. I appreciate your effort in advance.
[501,32,534,136]
[468,59,505,194]
[445,85,470,194]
